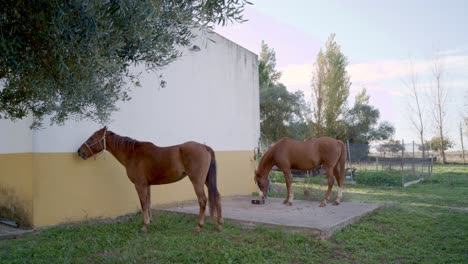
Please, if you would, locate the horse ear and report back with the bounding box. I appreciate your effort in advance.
[103,126,108,130]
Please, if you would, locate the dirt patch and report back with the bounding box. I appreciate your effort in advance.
[0,186,32,228]
[0,223,34,240]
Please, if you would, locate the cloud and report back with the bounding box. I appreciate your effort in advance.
[278,51,468,105]
[348,54,468,84]
[279,64,313,87]
[347,60,431,84]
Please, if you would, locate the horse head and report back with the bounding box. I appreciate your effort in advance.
[254,169,269,199]
[77,126,108,160]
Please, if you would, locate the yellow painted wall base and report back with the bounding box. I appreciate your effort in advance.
[0,153,33,226]
[0,151,256,227]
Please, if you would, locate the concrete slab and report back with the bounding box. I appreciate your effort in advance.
[0,224,33,240]
[158,195,381,238]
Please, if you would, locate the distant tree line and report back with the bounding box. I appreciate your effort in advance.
[258,35,395,156]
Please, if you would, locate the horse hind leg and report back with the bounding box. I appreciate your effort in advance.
[205,180,223,231]
[192,182,207,233]
[333,165,344,205]
[216,191,223,231]
[135,184,150,232]
[320,166,334,207]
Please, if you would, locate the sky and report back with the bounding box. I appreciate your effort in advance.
[214,0,468,150]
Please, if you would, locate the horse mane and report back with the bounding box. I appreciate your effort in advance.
[257,143,277,175]
[107,131,138,152]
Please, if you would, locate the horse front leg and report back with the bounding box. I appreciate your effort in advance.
[135,184,150,232]
[282,170,294,206]
[147,186,152,222]
[320,166,334,207]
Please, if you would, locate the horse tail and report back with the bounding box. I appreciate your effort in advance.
[339,140,347,186]
[206,146,218,218]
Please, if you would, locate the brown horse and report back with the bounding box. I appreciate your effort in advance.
[77,127,223,232]
[254,137,346,207]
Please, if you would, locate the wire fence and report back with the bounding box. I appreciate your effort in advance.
[260,139,457,188]
[347,141,435,187]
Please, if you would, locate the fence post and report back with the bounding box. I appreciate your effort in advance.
[421,141,425,177]
[401,139,405,188]
[412,140,415,176]
[430,141,433,177]
[460,121,466,165]
[346,140,353,181]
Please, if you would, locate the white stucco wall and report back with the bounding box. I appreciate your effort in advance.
[3,31,260,153]
[0,118,33,153]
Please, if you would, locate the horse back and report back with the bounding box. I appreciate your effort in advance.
[271,137,343,170]
[133,141,211,185]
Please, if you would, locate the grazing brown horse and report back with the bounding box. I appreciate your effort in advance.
[77,127,223,232]
[254,137,346,207]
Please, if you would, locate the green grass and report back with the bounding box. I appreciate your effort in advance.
[333,206,467,263]
[1,165,467,263]
[0,214,336,263]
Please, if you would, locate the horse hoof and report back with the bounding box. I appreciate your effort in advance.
[141,226,148,233]
[216,225,223,232]
[285,202,292,206]
[193,226,201,233]
[333,201,340,205]
[319,203,326,207]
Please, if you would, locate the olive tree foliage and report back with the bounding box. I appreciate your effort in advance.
[310,34,351,138]
[0,0,249,128]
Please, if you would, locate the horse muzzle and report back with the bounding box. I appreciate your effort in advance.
[77,149,88,160]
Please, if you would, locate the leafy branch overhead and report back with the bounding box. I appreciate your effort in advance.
[0,0,250,128]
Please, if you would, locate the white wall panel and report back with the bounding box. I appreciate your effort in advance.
[28,31,259,153]
[0,118,33,153]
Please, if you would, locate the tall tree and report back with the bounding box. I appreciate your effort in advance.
[404,59,427,158]
[310,34,351,138]
[258,40,281,88]
[311,49,326,137]
[345,88,395,144]
[0,0,249,128]
[464,91,468,137]
[378,139,405,157]
[260,84,308,143]
[423,137,454,156]
[430,53,449,164]
[258,41,309,144]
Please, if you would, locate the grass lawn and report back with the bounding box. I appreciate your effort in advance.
[1,165,467,263]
